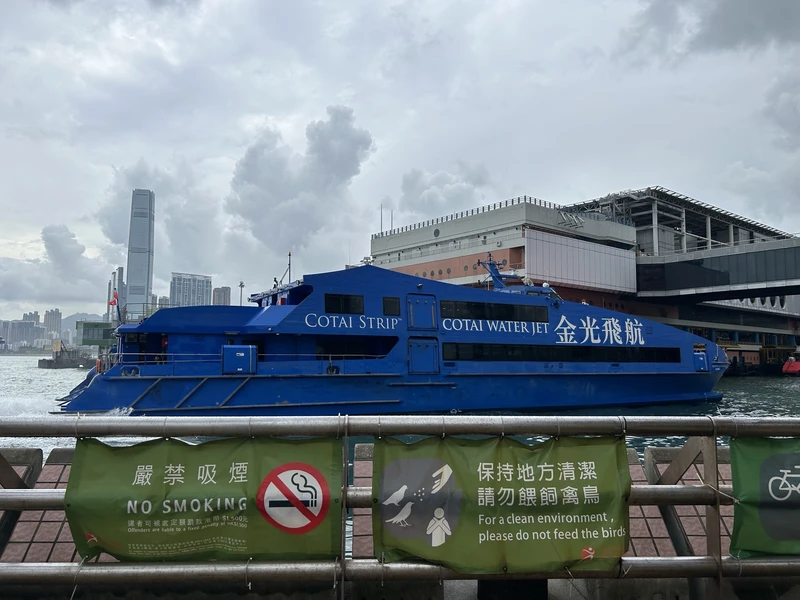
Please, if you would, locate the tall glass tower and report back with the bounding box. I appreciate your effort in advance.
[125,189,155,318]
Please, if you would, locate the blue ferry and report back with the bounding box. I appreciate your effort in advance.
[57,256,729,416]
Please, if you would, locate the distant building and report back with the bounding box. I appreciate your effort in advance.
[44,309,62,336]
[22,311,40,326]
[212,286,231,306]
[6,321,44,346]
[61,329,73,345]
[106,266,127,322]
[170,272,213,307]
[76,321,115,348]
[158,296,170,309]
[125,189,156,318]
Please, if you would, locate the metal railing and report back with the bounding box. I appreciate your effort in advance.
[371,195,633,241]
[640,230,800,258]
[99,352,394,375]
[2,415,800,599]
[373,231,525,266]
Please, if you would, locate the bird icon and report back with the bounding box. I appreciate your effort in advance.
[385,501,414,527]
[383,484,408,506]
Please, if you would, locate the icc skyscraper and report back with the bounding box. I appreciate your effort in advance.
[125,189,155,316]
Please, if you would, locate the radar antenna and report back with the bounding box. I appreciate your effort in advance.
[477,252,521,290]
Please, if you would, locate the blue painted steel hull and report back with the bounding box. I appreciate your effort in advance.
[60,369,725,417]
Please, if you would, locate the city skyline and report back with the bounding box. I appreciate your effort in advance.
[0,307,79,349]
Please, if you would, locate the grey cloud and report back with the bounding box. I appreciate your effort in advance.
[0,226,110,306]
[718,161,800,233]
[146,0,202,9]
[225,105,374,254]
[398,161,495,219]
[764,73,800,150]
[38,0,201,9]
[41,225,88,274]
[757,71,800,231]
[620,0,800,59]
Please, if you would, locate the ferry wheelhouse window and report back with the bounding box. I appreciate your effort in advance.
[439,300,548,323]
[443,342,681,363]
[383,297,401,316]
[324,294,364,315]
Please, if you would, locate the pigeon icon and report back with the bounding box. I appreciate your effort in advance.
[385,501,414,527]
[383,484,408,506]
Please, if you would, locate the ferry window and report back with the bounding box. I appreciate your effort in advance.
[442,342,681,363]
[324,293,364,315]
[383,297,401,316]
[440,301,548,323]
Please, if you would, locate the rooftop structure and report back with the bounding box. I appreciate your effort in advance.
[567,186,792,255]
[370,187,800,367]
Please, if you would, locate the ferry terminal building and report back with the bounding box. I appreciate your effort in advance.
[370,186,800,374]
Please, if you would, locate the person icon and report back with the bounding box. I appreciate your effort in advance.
[426,508,452,548]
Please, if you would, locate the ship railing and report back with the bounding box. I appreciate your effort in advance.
[104,352,392,374]
[2,416,800,599]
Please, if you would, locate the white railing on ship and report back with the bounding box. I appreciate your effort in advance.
[99,352,394,372]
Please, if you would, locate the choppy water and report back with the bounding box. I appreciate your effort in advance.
[1,355,799,459]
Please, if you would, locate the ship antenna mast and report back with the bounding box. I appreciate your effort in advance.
[278,252,293,285]
[477,252,511,290]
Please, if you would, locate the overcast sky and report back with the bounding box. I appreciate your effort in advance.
[1,0,799,320]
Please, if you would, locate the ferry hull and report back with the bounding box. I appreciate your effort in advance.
[59,369,726,417]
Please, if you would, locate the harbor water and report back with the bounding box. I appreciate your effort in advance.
[1,354,799,458]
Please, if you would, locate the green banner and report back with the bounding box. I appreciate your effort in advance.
[65,437,342,561]
[731,437,800,557]
[373,436,631,574]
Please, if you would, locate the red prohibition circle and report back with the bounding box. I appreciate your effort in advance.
[256,462,331,535]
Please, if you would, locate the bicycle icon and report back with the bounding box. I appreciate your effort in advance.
[768,466,800,501]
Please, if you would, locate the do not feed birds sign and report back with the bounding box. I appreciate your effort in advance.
[372,435,632,574]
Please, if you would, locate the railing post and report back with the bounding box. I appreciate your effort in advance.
[701,433,722,600]
[340,415,349,599]
[0,455,26,490]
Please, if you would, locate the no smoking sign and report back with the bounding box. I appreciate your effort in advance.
[256,462,331,534]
